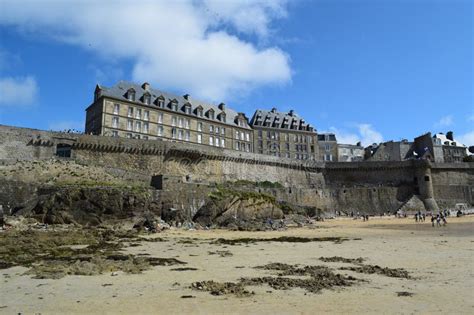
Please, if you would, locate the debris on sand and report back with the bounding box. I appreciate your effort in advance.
[397,291,414,297]
[208,250,233,257]
[244,263,358,293]
[340,264,411,279]
[191,280,254,297]
[0,228,185,279]
[170,267,198,271]
[181,295,196,299]
[214,236,349,245]
[319,256,365,264]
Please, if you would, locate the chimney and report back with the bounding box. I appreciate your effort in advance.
[183,94,190,100]
[271,107,277,113]
[446,131,454,141]
[218,102,226,111]
[289,110,294,116]
[142,82,150,90]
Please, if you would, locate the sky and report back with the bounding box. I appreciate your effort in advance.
[0,0,472,146]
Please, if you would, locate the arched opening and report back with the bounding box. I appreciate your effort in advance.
[56,143,72,158]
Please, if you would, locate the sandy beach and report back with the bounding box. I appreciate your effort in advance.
[1,216,473,315]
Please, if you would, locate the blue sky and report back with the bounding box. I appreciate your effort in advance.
[0,0,472,146]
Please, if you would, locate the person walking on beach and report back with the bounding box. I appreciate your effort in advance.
[436,214,441,227]
[431,215,435,227]
[415,213,419,222]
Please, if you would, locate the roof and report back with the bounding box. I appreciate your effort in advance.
[433,133,466,147]
[97,81,251,129]
[249,108,316,132]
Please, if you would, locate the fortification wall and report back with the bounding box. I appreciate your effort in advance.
[1,125,473,215]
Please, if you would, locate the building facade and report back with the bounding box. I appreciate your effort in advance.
[249,108,319,160]
[337,143,364,162]
[85,81,254,152]
[318,133,338,161]
[364,140,414,161]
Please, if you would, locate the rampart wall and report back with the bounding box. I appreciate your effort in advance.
[1,124,472,215]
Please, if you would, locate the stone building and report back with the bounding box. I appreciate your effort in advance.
[364,140,414,161]
[337,143,364,162]
[414,132,468,163]
[85,81,254,152]
[249,108,319,160]
[318,133,338,161]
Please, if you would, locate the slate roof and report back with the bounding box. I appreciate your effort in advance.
[97,81,251,129]
[249,108,316,132]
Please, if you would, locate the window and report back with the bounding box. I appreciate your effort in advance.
[143,136,148,140]
[178,129,183,140]
[126,133,132,139]
[245,133,250,142]
[221,138,225,147]
[127,119,133,131]
[235,131,239,139]
[286,143,290,150]
[135,108,141,119]
[171,103,178,111]
[113,103,120,114]
[284,134,289,142]
[144,110,149,121]
[197,134,202,144]
[143,122,149,134]
[258,140,263,148]
[209,111,215,120]
[157,125,163,136]
[112,130,118,137]
[215,137,220,147]
[258,130,263,139]
[286,152,290,158]
[221,127,225,135]
[158,113,163,123]
[185,130,190,141]
[128,107,133,117]
[135,134,141,140]
[143,94,151,105]
[185,106,191,115]
[135,121,141,132]
[171,116,177,126]
[325,144,331,152]
[209,125,214,133]
[240,132,244,141]
[158,99,164,108]
[127,90,135,101]
[247,143,251,152]
[197,122,202,132]
[197,108,203,117]
[171,128,177,139]
[209,136,214,146]
[178,117,183,128]
[235,142,240,151]
[184,119,190,129]
[112,116,119,128]
[215,126,219,134]
[221,114,226,122]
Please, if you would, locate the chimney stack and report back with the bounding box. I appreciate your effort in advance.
[446,131,454,141]
[183,94,190,100]
[142,82,150,90]
[218,103,226,111]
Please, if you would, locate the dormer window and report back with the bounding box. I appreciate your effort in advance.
[195,106,203,117]
[126,89,136,101]
[218,112,226,123]
[183,103,192,115]
[155,96,165,108]
[207,109,215,120]
[170,100,178,111]
[143,93,151,105]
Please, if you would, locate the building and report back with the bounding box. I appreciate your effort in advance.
[337,143,364,162]
[364,140,413,161]
[414,132,468,163]
[85,81,254,152]
[249,108,319,160]
[317,133,338,161]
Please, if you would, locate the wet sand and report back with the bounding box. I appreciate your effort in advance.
[1,216,473,314]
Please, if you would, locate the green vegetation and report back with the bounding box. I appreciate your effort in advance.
[232,180,284,189]
[209,186,276,204]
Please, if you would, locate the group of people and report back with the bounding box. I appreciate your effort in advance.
[414,210,449,227]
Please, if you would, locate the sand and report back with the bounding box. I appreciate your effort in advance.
[1,216,473,315]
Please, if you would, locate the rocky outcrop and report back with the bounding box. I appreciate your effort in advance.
[193,188,283,229]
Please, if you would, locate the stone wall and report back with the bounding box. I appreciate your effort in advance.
[1,124,473,216]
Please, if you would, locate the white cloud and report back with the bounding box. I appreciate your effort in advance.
[0,76,38,107]
[436,115,453,127]
[48,120,84,132]
[457,131,474,147]
[0,0,291,101]
[328,124,383,147]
